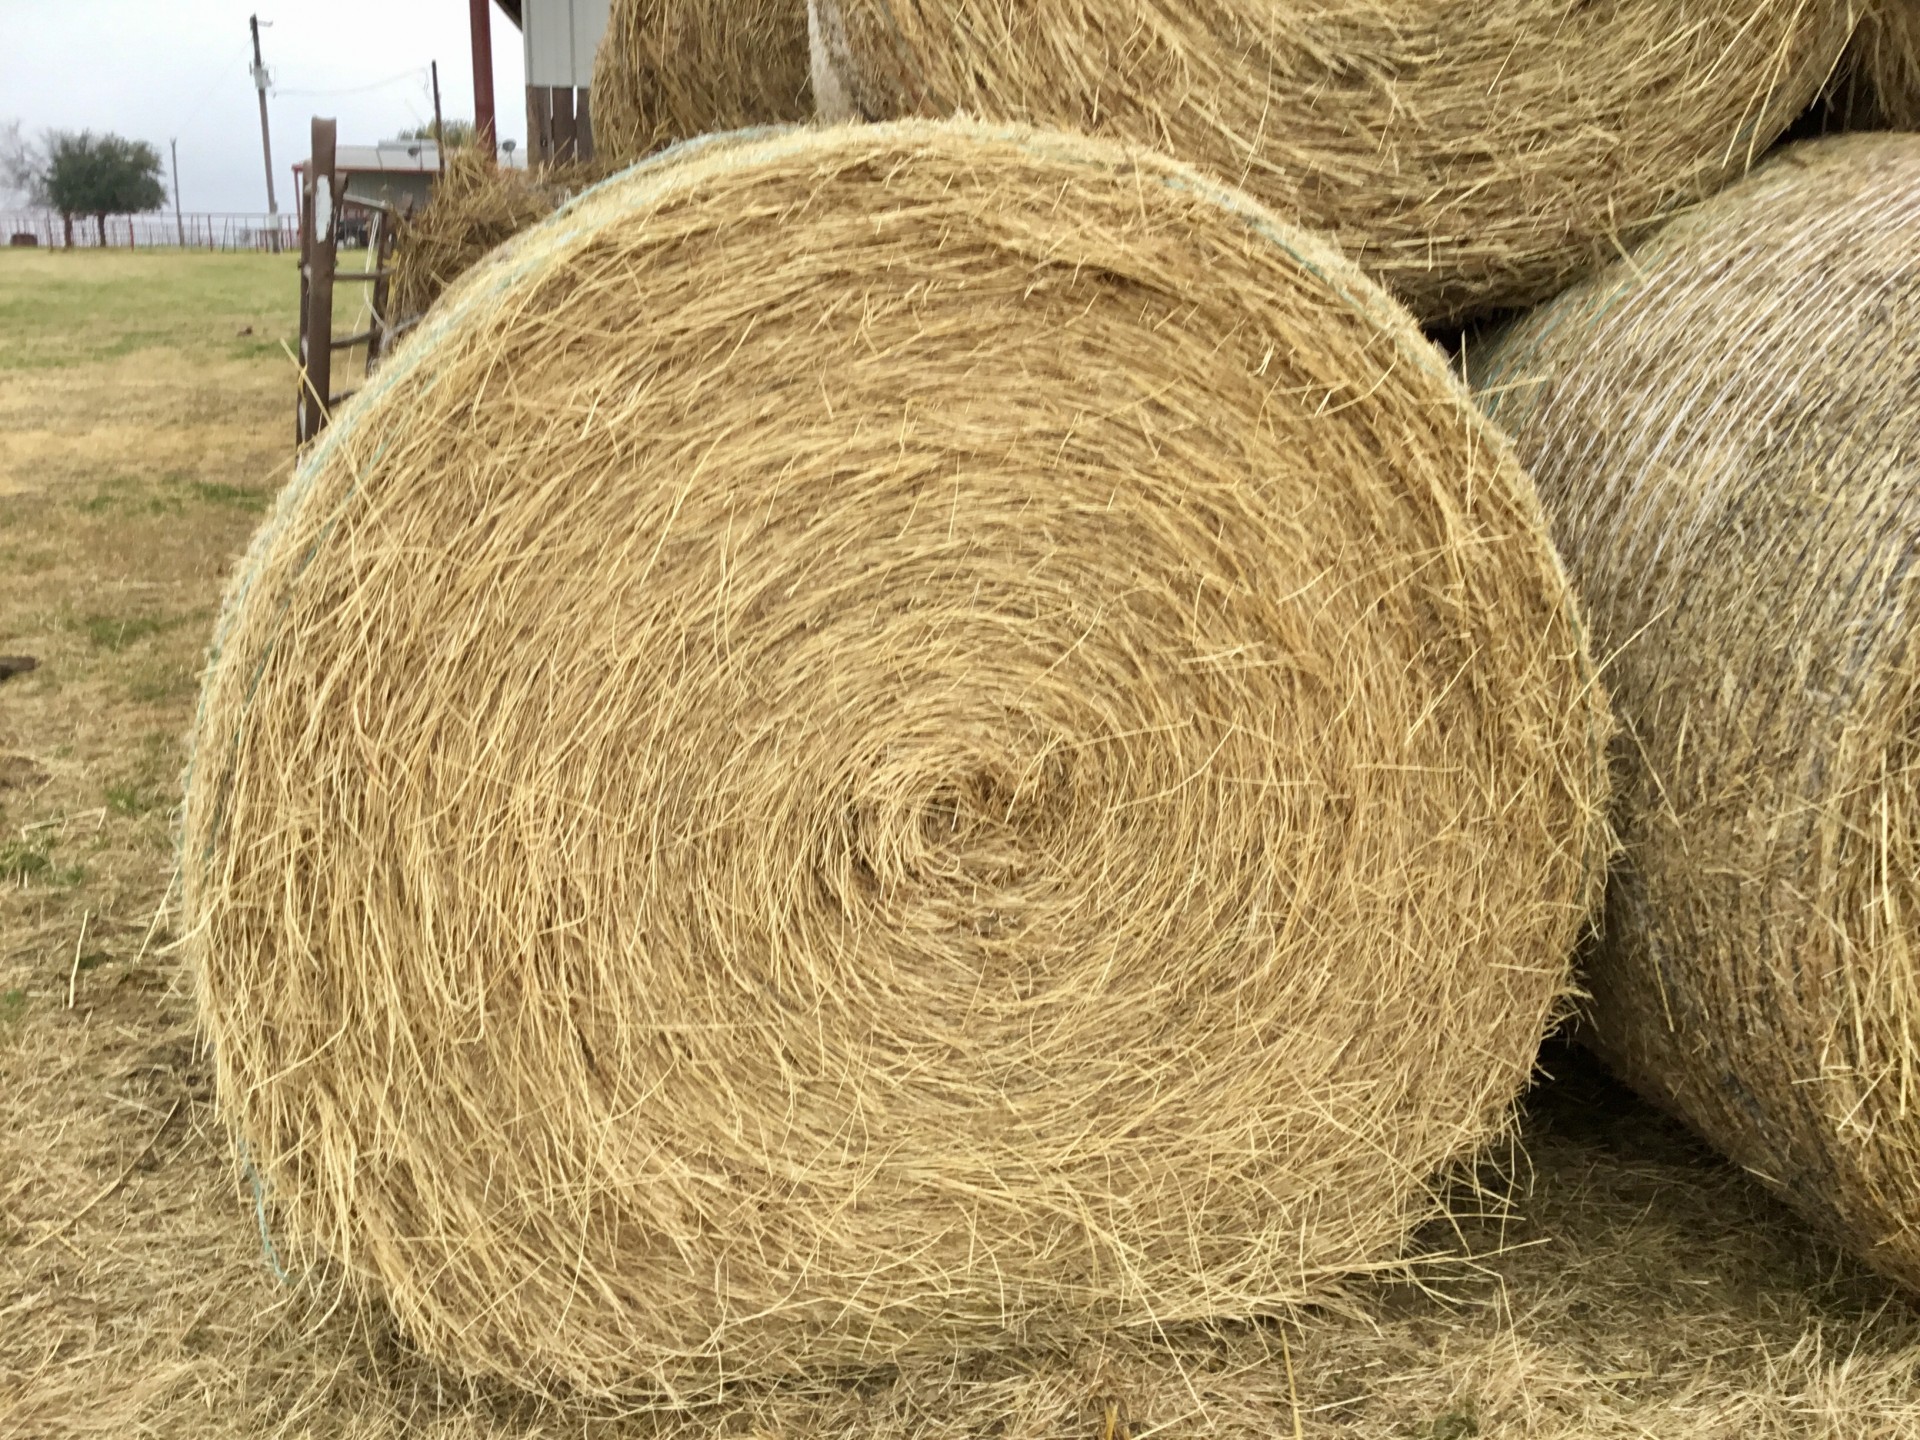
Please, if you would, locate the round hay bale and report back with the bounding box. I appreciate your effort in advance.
[590,0,811,165]
[389,150,600,323]
[810,0,1854,324]
[185,121,1609,1398]
[1471,133,1920,1292]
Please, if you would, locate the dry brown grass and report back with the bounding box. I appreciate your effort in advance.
[14,1033,1920,1438]
[0,249,292,1437]
[182,121,1608,1401]
[389,150,603,322]
[811,0,1855,324]
[591,0,812,164]
[1472,133,1920,1297]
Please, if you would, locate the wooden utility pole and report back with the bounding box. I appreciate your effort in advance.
[431,60,446,175]
[468,0,497,162]
[169,139,185,247]
[249,14,280,249]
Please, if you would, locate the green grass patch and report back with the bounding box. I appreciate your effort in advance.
[68,604,204,654]
[82,612,175,651]
[0,988,26,1024]
[106,732,180,812]
[106,781,162,816]
[0,834,83,886]
[125,659,197,706]
[79,472,273,517]
[0,836,52,882]
[183,478,272,512]
[0,834,88,888]
[78,474,181,516]
[0,544,58,575]
[0,250,297,370]
[227,333,290,365]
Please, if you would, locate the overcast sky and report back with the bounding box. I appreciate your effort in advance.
[1,1,528,214]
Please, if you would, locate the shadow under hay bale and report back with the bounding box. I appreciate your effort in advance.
[590,0,812,166]
[1822,0,1920,130]
[1471,133,1920,1297]
[184,120,1609,1401]
[810,0,1854,325]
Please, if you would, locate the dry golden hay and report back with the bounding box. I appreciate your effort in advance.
[388,149,601,322]
[1472,133,1920,1296]
[808,0,1855,324]
[590,0,811,165]
[183,120,1609,1400]
[1823,0,1920,128]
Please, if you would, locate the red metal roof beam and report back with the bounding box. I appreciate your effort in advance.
[471,0,498,163]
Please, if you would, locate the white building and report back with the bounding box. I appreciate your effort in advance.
[493,0,611,164]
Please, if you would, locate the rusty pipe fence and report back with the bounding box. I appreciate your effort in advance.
[2,211,299,252]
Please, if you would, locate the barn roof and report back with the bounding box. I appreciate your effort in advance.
[293,142,443,177]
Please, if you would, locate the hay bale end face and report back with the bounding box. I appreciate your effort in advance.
[812,0,1853,323]
[590,0,812,165]
[186,121,1609,1398]
[1473,133,1920,1292]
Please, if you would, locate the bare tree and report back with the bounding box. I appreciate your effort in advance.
[0,120,44,207]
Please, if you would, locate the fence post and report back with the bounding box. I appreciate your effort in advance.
[297,117,338,445]
[366,212,396,374]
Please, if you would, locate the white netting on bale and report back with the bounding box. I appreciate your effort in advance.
[1474,132,1920,1299]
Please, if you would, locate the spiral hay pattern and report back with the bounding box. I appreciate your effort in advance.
[810,0,1854,324]
[1473,133,1920,1293]
[590,0,811,164]
[186,122,1608,1398]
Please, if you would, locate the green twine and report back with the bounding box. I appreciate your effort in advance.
[239,1137,289,1283]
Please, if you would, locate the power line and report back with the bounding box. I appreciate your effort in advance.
[272,68,430,99]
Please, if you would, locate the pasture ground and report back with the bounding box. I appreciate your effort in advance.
[2,250,1919,1439]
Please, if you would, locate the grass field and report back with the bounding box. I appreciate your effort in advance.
[4,251,1920,1439]
[0,250,291,372]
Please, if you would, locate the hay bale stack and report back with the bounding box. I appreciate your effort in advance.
[810,0,1853,323]
[388,151,599,323]
[1472,133,1920,1292]
[590,0,811,164]
[185,121,1609,1398]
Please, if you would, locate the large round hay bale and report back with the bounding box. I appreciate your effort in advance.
[1471,133,1920,1291]
[185,121,1609,1398]
[590,0,811,164]
[810,0,1853,324]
